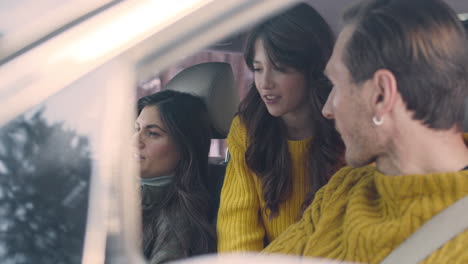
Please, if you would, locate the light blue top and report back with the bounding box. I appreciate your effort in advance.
[140,175,173,187]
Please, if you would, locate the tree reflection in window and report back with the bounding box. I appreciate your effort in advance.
[0,109,91,264]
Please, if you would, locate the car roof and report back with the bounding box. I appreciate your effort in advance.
[206,0,468,53]
[3,0,467,59]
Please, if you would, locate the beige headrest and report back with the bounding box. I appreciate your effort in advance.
[165,62,239,139]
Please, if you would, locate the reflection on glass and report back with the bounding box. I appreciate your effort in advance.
[0,109,91,264]
[0,68,110,263]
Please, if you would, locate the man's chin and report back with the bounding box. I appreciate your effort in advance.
[345,155,374,168]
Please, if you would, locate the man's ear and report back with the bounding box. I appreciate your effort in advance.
[371,69,398,119]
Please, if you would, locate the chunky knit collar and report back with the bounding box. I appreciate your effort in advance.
[373,133,468,202]
[374,169,468,200]
[372,167,468,216]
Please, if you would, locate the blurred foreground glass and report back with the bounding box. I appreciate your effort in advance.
[171,254,358,264]
[0,76,106,264]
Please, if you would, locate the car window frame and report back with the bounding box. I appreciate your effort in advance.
[0,0,301,262]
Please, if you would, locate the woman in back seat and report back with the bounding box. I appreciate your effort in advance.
[134,90,215,263]
[217,3,345,252]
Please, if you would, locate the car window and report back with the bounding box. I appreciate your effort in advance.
[0,0,115,63]
[0,1,310,263]
[0,73,112,263]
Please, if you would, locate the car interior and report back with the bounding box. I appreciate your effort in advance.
[164,61,239,223]
[1,0,468,263]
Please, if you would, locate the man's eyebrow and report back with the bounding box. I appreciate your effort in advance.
[146,124,167,133]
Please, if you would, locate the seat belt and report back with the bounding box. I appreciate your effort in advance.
[380,195,468,264]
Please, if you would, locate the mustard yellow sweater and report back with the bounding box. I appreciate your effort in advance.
[264,165,468,263]
[217,116,312,252]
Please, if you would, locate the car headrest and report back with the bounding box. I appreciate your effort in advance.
[165,62,239,139]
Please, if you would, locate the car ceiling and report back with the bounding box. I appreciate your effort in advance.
[210,0,468,53]
[307,0,468,32]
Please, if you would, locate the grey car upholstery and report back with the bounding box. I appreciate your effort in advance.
[165,62,239,223]
[165,62,238,139]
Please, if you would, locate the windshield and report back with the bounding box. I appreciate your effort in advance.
[0,0,114,62]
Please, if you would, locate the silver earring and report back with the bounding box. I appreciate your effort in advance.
[372,116,384,126]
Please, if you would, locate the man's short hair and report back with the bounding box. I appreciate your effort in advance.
[342,0,468,129]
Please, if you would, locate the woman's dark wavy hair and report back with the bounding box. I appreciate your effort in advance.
[137,90,215,257]
[241,3,345,217]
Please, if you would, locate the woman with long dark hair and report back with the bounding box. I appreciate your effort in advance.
[134,90,215,263]
[217,3,344,251]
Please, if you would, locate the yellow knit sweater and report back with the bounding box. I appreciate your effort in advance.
[264,165,468,263]
[217,116,312,252]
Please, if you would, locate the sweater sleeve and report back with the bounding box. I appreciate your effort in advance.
[261,183,325,254]
[217,117,266,252]
[262,166,356,255]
